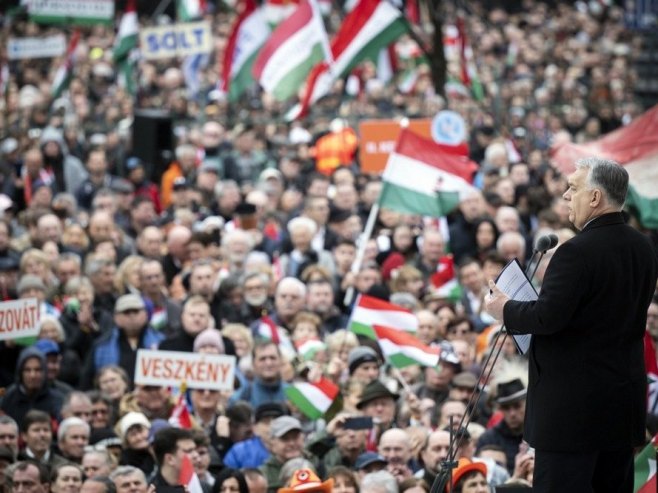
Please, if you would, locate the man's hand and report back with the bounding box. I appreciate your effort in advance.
[484,280,510,321]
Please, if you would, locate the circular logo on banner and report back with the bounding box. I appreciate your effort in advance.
[431,110,467,145]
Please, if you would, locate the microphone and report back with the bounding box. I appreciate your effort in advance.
[533,233,559,254]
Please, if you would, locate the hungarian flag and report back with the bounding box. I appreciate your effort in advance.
[455,16,483,101]
[264,0,299,26]
[551,104,658,228]
[256,316,294,351]
[285,377,339,419]
[295,338,326,361]
[179,453,204,493]
[290,0,408,119]
[252,0,330,101]
[51,29,80,99]
[169,383,193,429]
[177,0,207,21]
[113,0,139,95]
[379,128,479,217]
[348,294,418,339]
[373,325,440,368]
[634,434,657,493]
[645,332,658,415]
[430,255,462,301]
[222,0,270,101]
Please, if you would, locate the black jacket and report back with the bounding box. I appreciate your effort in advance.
[0,347,64,427]
[504,213,658,451]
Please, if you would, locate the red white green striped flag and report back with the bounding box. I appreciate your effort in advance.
[252,0,330,101]
[289,0,408,119]
[51,29,81,99]
[295,338,326,361]
[430,255,462,302]
[348,294,418,339]
[179,454,204,493]
[551,104,658,229]
[257,316,294,352]
[634,433,657,493]
[112,0,139,95]
[177,0,207,21]
[379,128,479,217]
[285,377,339,419]
[264,0,299,26]
[222,0,270,102]
[373,325,440,368]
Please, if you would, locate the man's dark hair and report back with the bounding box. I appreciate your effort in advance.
[226,401,253,426]
[251,338,280,360]
[191,429,210,448]
[151,428,194,466]
[482,250,506,268]
[9,459,50,484]
[21,410,51,433]
[333,238,356,250]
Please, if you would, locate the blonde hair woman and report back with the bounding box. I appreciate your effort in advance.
[114,255,144,295]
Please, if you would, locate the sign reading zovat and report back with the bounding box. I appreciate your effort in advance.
[0,298,40,340]
[135,350,236,391]
[140,21,212,60]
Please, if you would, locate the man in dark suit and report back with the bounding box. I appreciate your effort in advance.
[486,157,658,493]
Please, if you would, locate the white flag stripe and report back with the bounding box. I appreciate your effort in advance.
[378,339,438,367]
[624,153,658,198]
[260,22,321,91]
[352,307,418,331]
[383,152,475,197]
[294,382,333,411]
[118,11,138,37]
[231,10,270,78]
[329,2,400,76]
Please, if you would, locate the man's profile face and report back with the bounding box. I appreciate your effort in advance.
[563,167,596,230]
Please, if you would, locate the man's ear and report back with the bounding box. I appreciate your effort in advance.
[590,188,602,207]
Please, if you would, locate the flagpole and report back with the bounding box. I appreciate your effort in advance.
[343,202,379,306]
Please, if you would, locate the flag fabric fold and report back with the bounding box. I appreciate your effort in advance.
[291,0,408,119]
[551,104,658,229]
[378,128,479,217]
[634,433,657,493]
[51,29,81,99]
[430,255,462,301]
[113,0,139,95]
[169,383,193,429]
[348,294,419,339]
[285,377,339,419]
[373,324,441,368]
[252,0,330,101]
[222,0,270,101]
[177,0,207,21]
[179,453,204,493]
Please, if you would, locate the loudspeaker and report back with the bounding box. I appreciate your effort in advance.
[131,109,173,184]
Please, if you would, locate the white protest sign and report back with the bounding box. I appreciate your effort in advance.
[25,0,114,25]
[0,298,40,340]
[8,35,66,60]
[135,350,236,391]
[140,21,212,60]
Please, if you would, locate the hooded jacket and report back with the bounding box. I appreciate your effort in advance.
[40,127,87,194]
[0,346,64,427]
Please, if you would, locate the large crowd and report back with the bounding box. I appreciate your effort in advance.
[0,1,657,493]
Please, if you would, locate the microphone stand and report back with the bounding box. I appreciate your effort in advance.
[429,246,551,493]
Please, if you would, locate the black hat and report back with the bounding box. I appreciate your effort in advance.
[255,403,289,422]
[328,206,352,224]
[355,452,388,470]
[495,378,527,405]
[89,427,122,448]
[356,380,399,409]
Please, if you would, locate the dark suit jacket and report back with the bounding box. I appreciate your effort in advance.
[503,212,658,452]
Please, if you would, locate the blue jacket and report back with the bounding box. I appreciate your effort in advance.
[223,436,270,469]
[228,378,289,408]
